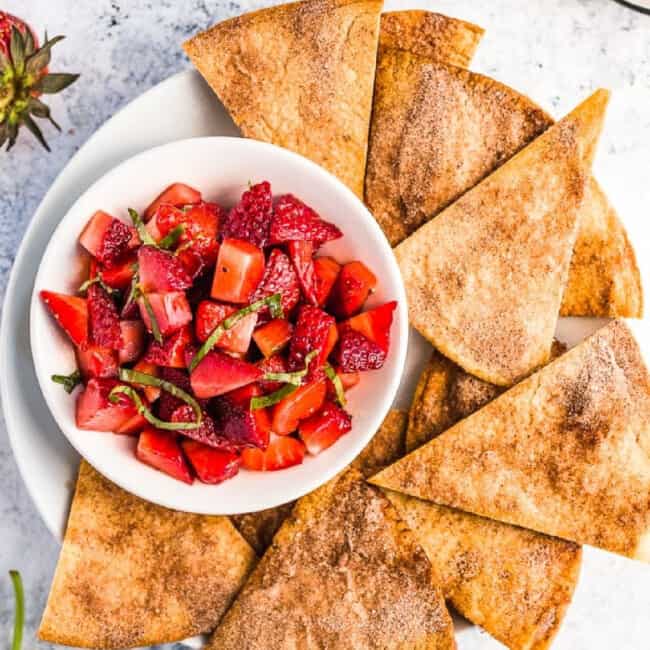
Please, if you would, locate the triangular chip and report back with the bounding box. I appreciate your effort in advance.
[395,90,609,385]
[209,468,456,649]
[39,461,255,648]
[364,56,641,316]
[371,320,650,561]
[183,0,382,197]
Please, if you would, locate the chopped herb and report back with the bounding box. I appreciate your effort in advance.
[159,225,184,250]
[263,350,318,386]
[9,570,24,650]
[51,370,82,394]
[138,290,162,344]
[250,383,297,410]
[324,364,346,407]
[78,274,117,296]
[128,207,156,247]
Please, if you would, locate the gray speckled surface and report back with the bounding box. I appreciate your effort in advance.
[0,1,649,649]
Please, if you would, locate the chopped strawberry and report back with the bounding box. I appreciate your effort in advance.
[342,301,396,353]
[40,291,88,347]
[287,240,319,305]
[144,182,202,221]
[298,401,352,455]
[272,378,327,435]
[79,211,135,267]
[252,248,301,319]
[143,324,193,368]
[214,384,271,449]
[211,238,265,304]
[115,403,148,436]
[182,440,241,484]
[138,245,192,293]
[332,329,386,372]
[253,319,293,358]
[328,261,377,318]
[97,253,137,291]
[87,283,122,349]
[132,360,161,403]
[138,291,192,336]
[156,368,200,420]
[76,344,118,379]
[220,181,273,248]
[190,350,262,399]
[241,433,306,471]
[338,368,360,391]
[177,248,205,280]
[323,323,339,360]
[177,202,222,265]
[117,320,145,364]
[76,378,139,431]
[313,256,341,306]
[136,427,193,484]
[171,405,234,450]
[269,195,342,247]
[257,354,288,393]
[288,305,336,375]
[194,300,257,355]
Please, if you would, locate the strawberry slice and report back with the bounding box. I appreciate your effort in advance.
[136,427,193,484]
[211,238,265,304]
[138,245,192,293]
[190,350,262,399]
[143,324,193,368]
[194,300,257,355]
[220,181,273,248]
[252,248,301,319]
[138,291,192,337]
[257,354,289,393]
[328,261,377,318]
[76,344,118,379]
[269,195,342,247]
[214,383,271,449]
[272,378,327,435]
[132,360,161,403]
[144,182,202,221]
[79,211,136,267]
[241,433,306,471]
[288,305,336,375]
[342,301,396,353]
[253,319,293,358]
[171,405,234,450]
[332,329,386,372]
[76,378,139,431]
[87,283,122,349]
[181,440,241,484]
[313,256,341,306]
[118,320,145,364]
[298,401,352,455]
[288,241,319,306]
[96,253,137,291]
[40,291,88,347]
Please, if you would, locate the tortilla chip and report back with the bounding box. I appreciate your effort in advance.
[210,468,456,649]
[230,502,296,556]
[394,90,609,385]
[183,0,382,198]
[371,320,650,561]
[38,461,255,649]
[378,10,483,65]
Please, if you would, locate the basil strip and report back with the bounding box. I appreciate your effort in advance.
[138,290,163,344]
[250,383,297,410]
[324,364,346,407]
[9,571,24,650]
[263,350,319,386]
[78,274,116,296]
[128,207,156,246]
[159,225,184,250]
[189,293,283,373]
[51,370,82,394]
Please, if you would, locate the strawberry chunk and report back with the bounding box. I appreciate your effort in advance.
[136,427,193,484]
[257,354,289,393]
[253,319,293,358]
[79,211,135,267]
[252,248,301,319]
[118,320,145,364]
[156,368,200,420]
[115,403,148,436]
[171,405,234,450]
[138,245,192,293]
[211,238,265,304]
[194,300,257,355]
[76,344,118,379]
[144,183,202,221]
[40,291,88,347]
[76,378,139,431]
[220,181,273,248]
[269,195,342,247]
[97,253,137,291]
[313,256,341,306]
[288,305,335,375]
[272,378,327,435]
[241,433,306,471]
[190,350,262,399]
[143,324,193,368]
[332,329,386,372]
[328,261,377,318]
[87,284,122,349]
[132,360,161,403]
[288,241,319,306]
[182,440,240,484]
[166,202,222,266]
[138,291,192,336]
[214,384,271,449]
[298,401,352,455]
[342,301,396,353]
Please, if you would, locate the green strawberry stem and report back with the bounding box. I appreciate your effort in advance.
[324,364,346,407]
[9,570,24,650]
[262,349,318,386]
[51,369,82,394]
[250,383,297,410]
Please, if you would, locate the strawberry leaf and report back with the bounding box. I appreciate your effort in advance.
[25,35,65,77]
[9,26,25,75]
[35,72,79,94]
[21,113,50,151]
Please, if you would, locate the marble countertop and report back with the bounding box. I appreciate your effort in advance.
[0,1,648,649]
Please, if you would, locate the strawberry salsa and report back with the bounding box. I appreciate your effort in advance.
[40,181,397,485]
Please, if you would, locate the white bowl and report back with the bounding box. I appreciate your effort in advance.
[30,136,408,515]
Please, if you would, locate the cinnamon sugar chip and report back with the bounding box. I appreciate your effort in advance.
[372,320,650,561]
[38,462,255,649]
[210,468,455,649]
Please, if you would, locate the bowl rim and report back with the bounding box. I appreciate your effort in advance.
[29,135,408,515]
